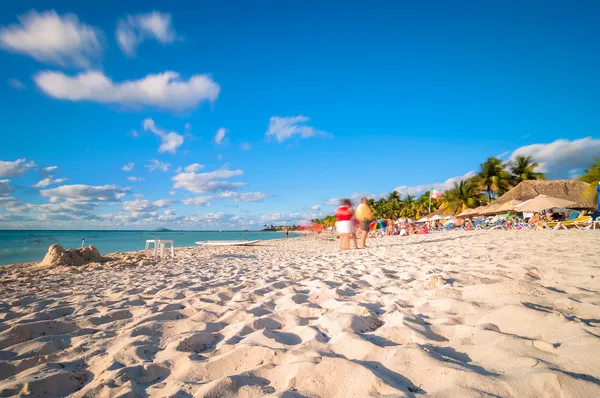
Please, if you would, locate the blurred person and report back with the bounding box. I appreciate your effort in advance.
[355,197,373,248]
[335,199,354,250]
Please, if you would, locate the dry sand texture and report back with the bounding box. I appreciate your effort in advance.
[1,231,599,397]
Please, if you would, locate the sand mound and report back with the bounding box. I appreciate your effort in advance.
[37,244,104,268]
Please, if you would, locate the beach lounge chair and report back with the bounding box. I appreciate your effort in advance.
[552,216,592,230]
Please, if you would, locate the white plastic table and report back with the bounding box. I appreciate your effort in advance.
[145,239,160,258]
[159,240,174,258]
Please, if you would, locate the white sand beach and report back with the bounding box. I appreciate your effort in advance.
[1,231,599,397]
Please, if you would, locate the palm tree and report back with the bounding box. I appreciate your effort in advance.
[580,159,600,185]
[440,179,484,215]
[509,155,545,184]
[476,157,512,201]
[580,158,600,199]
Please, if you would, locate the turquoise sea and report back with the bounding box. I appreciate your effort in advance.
[0,230,289,266]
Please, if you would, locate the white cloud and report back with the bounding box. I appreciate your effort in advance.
[182,196,212,207]
[238,192,267,202]
[32,177,67,188]
[311,204,320,211]
[172,167,245,193]
[0,10,102,68]
[184,123,191,130]
[39,165,58,177]
[325,192,386,207]
[127,176,145,181]
[122,199,172,212]
[8,78,25,90]
[219,191,268,202]
[130,129,140,138]
[34,70,220,112]
[214,128,227,144]
[0,180,14,196]
[41,184,129,202]
[508,137,600,179]
[240,142,251,151]
[116,11,177,57]
[143,118,184,153]
[121,162,134,171]
[0,159,36,177]
[169,190,176,196]
[394,171,477,197]
[145,159,171,172]
[184,163,204,173]
[266,115,329,143]
[133,193,144,199]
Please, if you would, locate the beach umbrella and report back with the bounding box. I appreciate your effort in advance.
[480,202,503,215]
[441,215,454,220]
[416,217,429,222]
[456,208,472,217]
[429,215,442,221]
[369,220,385,230]
[490,199,523,214]
[513,195,579,212]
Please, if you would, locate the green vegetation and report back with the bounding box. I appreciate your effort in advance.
[579,158,600,197]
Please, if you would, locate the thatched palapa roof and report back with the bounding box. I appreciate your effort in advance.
[489,179,596,210]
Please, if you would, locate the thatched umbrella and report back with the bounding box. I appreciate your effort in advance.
[480,202,503,215]
[491,199,523,213]
[456,208,473,218]
[488,180,596,209]
[513,194,579,212]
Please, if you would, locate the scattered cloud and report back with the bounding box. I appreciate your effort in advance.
[34,70,220,112]
[214,128,227,144]
[325,192,386,207]
[8,78,25,90]
[0,10,102,68]
[182,196,212,207]
[116,11,177,57]
[169,191,176,196]
[184,123,191,130]
[217,154,223,161]
[266,115,330,143]
[32,177,67,188]
[39,165,58,178]
[122,199,173,212]
[240,142,251,151]
[143,118,184,153]
[0,159,36,177]
[508,137,600,179]
[394,171,477,197]
[172,167,245,193]
[127,176,145,182]
[184,163,204,173]
[145,159,171,172]
[40,184,129,202]
[219,191,268,202]
[133,193,144,199]
[121,162,134,172]
[311,204,320,211]
[0,180,14,196]
[130,129,140,138]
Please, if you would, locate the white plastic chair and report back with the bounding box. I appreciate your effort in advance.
[160,240,174,258]
[145,239,160,258]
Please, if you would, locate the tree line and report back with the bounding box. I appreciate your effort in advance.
[313,156,600,227]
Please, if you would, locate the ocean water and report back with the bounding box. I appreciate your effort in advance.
[0,230,290,266]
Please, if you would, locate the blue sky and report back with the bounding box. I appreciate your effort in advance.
[1,1,599,229]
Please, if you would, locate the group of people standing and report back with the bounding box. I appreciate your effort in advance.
[334,197,373,250]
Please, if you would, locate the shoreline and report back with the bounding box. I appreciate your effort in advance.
[1,230,599,396]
